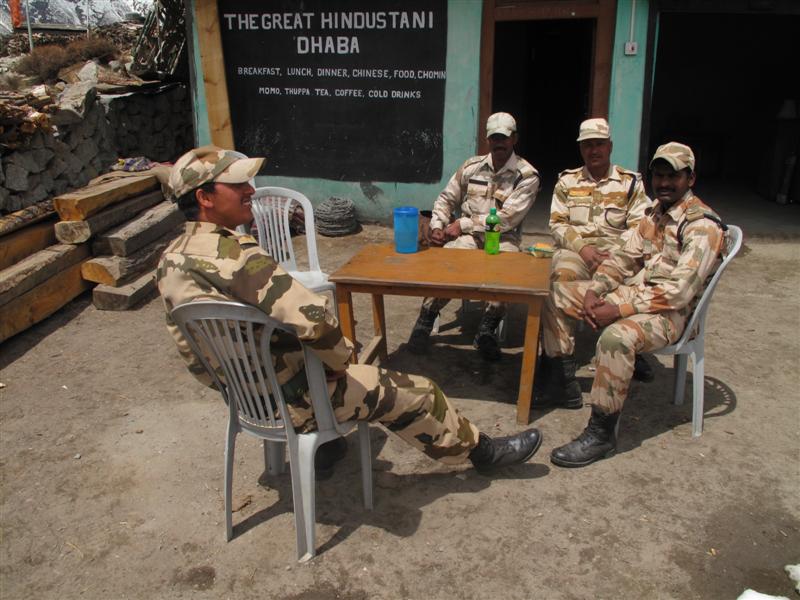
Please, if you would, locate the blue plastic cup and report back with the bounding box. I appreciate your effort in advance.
[393,206,419,254]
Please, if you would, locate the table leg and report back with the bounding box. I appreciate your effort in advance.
[371,294,388,361]
[517,298,543,425]
[336,286,357,363]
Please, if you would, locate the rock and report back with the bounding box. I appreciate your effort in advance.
[0,187,9,211]
[31,147,54,167]
[23,183,49,205]
[7,194,23,211]
[4,164,29,192]
[51,81,97,126]
[9,151,41,174]
[77,61,99,83]
[75,138,98,164]
[49,158,67,178]
[0,160,4,185]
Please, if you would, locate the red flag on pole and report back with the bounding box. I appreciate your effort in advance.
[10,0,24,28]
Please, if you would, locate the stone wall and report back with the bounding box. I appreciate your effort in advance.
[0,83,193,213]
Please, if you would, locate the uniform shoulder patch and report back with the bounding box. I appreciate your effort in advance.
[463,155,485,168]
[558,167,582,179]
[517,158,539,179]
[684,205,708,222]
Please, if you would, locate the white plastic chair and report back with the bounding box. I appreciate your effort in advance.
[653,225,743,437]
[250,186,334,295]
[170,300,373,562]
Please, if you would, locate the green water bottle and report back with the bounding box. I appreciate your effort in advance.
[485,207,500,255]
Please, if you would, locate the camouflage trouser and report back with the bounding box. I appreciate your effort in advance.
[422,234,519,315]
[550,239,621,284]
[288,364,480,465]
[541,281,686,413]
[550,248,593,283]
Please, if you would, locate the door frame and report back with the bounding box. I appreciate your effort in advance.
[478,0,617,152]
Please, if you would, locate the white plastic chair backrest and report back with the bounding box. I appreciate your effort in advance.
[170,300,338,434]
[250,187,322,274]
[672,224,743,347]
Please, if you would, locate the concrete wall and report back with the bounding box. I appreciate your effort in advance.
[608,0,651,173]
[188,0,483,223]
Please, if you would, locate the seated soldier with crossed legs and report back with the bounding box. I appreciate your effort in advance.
[157,146,544,479]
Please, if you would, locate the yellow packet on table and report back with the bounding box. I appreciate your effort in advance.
[527,242,554,258]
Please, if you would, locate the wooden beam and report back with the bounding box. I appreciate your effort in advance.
[478,0,495,155]
[91,201,184,257]
[54,190,163,244]
[0,199,54,237]
[92,270,157,311]
[495,3,603,21]
[590,0,617,118]
[53,176,159,221]
[0,243,89,307]
[195,0,234,148]
[81,230,179,286]
[0,260,91,343]
[0,219,57,271]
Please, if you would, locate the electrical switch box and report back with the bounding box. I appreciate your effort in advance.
[624,41,638,56]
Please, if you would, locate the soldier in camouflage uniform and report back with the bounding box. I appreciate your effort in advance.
[158,145,543,477]
[541,118,655,393]
[540,142,726,467]
[408,112,540,360]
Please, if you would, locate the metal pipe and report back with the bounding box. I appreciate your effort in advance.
[24,0,33,52]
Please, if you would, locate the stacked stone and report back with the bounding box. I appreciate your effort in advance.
[1,101,116,213]
[102,84,193,162]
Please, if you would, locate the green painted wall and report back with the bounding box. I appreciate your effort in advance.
[608,0,650,172]
[188,0,483,223]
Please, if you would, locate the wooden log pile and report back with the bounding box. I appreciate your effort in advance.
[0,174,183,343]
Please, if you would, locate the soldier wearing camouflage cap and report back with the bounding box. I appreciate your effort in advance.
[408,112,541,361]
[539,118,655,399]
[157,145,542,478]
[540,141,726,468]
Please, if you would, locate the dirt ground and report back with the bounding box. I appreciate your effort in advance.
[1,224,798,600]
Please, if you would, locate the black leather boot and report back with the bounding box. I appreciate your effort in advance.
[550,406,619,468]
[473,312,503,361]
[408,307,438,354]
[468,429,542,475]
[533,355,583,409]
[315,437,348,481]
[633,354,655,382]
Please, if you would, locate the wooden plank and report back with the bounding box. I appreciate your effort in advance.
[0,243,89,307]
[53,176,159,221]
[81,229,179,286]
[195,0,234,148]
[0,219,57,271]
[0,261,91,343]
[478,0,495,155]
[0,199,55,237]
[93,201,184,257]
[92,270,157,311]
[54,190,164,244]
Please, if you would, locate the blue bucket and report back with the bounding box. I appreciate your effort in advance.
[393,206,419,254]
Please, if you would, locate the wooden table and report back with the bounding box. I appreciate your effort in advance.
[329,243,551,425]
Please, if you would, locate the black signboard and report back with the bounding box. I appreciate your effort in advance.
[217,1,447,183]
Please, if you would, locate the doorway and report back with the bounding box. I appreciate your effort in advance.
[649,12,800,204]
[493,19,594,189]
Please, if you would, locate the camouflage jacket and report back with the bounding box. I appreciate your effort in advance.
[550,165,651,253]
[430,152,539,246]
[157,222,353,387]
[587,192,725,317]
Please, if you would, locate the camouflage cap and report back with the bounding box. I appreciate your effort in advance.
[650,142,695,172]
[169,145,265,198]
[486,112,517,137]
[576,118,611,142]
